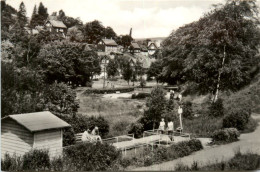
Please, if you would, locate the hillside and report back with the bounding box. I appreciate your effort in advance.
[223,72,260,114]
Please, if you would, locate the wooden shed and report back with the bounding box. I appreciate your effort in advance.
[1,111,71,159]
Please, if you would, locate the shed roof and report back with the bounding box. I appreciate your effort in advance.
[102,39,118,46]
[48,20,67,29]
[2,111,71,132]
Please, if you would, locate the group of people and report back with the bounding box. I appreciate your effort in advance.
[81,126,102,143]
[158,118,174,141]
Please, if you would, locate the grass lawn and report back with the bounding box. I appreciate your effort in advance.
[76,87,146,136]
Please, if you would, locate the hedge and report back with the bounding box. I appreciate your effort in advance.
[84,87,134,94]
[212,128,240,143]
[132,92,151,99]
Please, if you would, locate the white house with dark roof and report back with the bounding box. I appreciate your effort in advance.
[1,111,70,159]
[45,19,67,36]
[148,42,158,55]
[97,38,118,53]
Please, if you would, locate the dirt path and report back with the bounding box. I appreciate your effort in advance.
[132,114,260,171]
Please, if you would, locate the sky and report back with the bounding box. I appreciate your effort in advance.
[6,0,259,38]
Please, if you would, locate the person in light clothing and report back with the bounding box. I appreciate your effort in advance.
[158,118,165,134]
[167,120,174,141]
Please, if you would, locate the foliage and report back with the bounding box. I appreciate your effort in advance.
[120,139,203,168]
[107,58,118,78]
[183,101,193,119]
[83,20,117,44]
[146,60,164,83]
[37,40,101,85]
[1,153,23,171]
[84,87,134,94]
[111,119,131,136]
[141,86,167,130]
[118,35,133,48]
[223,108,251,130]
[122,62,134,85]
[66,26,84,42]
[128,122,144,138]
[174,151,260,171]
[45,82,79,116]
[212,128,240,143]
[63,142,121,171]
[87,116,110,138]
[30,2,48,27]
[161,0,260,93]
[209,98,224,117]
[22,149,50,171]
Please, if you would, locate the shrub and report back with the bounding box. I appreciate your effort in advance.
[22,149,50,170]
[209,98,224,117]
[84,87,134,94]
[132,92,150,99]
[223,109,251,130]
[1,153,23,171]
[63,142,121,171]
[50,156,63,171]
[139,78,146,89]
[183,101,193,119]
[128,122,144,138]
[228,152,260,170]
[111,119,131,136]
[212,128,240,143]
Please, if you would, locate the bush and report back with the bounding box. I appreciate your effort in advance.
[111,119,131,136]
[84,87,134,94]
[132,92,150,99]
[209,98,224,117]
[223,109,251,130]
[212,128,240,143]
[1,153,23,171]
[183,101,193,119]
[63,142,121,171]
[22,149,50,170]
[128,122,144,138]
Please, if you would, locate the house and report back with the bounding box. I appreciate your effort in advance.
[97,38,118,53]
[1,111,70,159]
[45,19,67,37]
[139,44,149,56]
[148,42,158,55]
[129,42,141,54]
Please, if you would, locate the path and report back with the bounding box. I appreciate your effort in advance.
[133,114,260,171]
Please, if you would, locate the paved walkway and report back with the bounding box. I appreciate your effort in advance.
[132,114,260,171]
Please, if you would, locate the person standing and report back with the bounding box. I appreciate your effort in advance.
[167,120,174,141]
[159,118,165,134]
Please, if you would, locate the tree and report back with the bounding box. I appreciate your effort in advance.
[139,77,146,90]
[17,2,27,28]
[141,86,167,130]
[66,26,84,42]
[119,35,133,48]
[83,20,105,44]
[37,41,101,86]
[182,101,193,119]
[122,62,133,85]
[106,59,118,78]
[104,26,117,39]
[161,0,260,96]
[37,2,48,24]
[147,60,163,83]
[29,5,37,28]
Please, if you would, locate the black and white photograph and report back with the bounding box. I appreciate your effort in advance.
[1,0,260,171]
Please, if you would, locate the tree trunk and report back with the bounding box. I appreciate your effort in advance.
[213,45,226,102]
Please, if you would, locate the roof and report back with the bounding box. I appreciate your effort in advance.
[138,44,148,51]
[47,20,67,29]
[101,39,118,46]
[148,42,158,49]
[2,111,71,132]
[130,42,140,49]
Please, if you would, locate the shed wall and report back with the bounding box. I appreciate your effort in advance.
[33,129,63,158]
[1,118,33,159]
